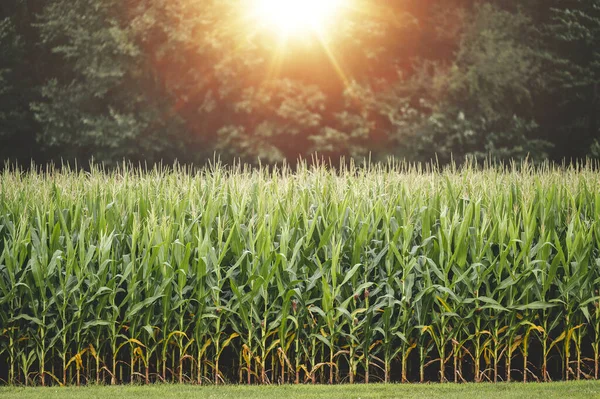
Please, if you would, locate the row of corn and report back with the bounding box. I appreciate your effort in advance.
[1,161,599,385]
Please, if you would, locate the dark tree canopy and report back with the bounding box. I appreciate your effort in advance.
[1,0,599,166]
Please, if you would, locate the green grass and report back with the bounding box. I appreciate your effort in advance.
[2,382,600,399]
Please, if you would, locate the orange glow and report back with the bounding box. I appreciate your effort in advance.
[250,0,345,38]
[243,0,360,94]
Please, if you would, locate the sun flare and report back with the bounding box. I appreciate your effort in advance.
[251,0,345,37]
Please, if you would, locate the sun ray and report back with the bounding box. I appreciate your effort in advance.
[315,31,351,90]
[244,0,352,85]
[265,35,287,81]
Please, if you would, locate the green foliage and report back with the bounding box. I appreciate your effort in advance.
[370,3,552,163]
[1,161,600,385]
[0,17,20,140]
[0,0,598,164]
[0,16,28,149]
[31,0,201,164]
[0,3,43,164]
[544,0,600,157]
[591,139,600,158]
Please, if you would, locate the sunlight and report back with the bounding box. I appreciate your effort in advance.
[251,0,345,37]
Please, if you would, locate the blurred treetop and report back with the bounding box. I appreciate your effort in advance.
[1,0,599,166]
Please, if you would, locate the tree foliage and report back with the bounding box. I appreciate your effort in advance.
[0,1,42,163]
[546,0,600,158]
[0,0,599,165]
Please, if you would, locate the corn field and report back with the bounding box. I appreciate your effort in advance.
[1,161,600,386]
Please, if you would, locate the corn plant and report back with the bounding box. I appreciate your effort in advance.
[0,160,599,385]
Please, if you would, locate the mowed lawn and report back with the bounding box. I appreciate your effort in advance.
[2,382,600,399]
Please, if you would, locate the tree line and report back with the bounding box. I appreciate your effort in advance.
[0,0,599,166]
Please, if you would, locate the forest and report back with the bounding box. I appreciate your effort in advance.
[0,0,599,166]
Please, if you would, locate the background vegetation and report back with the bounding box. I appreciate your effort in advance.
[1,161,600,385]
[1,0,599,166]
